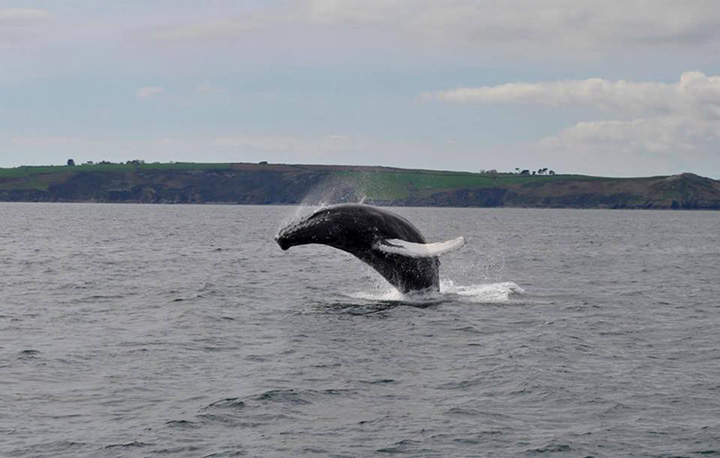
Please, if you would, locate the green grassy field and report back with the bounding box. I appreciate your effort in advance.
[2,162,709,208]
[0,162,632,199]
[337,169,619,200]
[0,162,235,178]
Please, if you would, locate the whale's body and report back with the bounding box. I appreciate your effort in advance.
[275,204,464,293]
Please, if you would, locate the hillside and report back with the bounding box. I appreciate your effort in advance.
[1,162,719,209]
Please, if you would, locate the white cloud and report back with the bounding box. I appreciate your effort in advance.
[211,134,366,155]
[0,8,51,24]
[540,117,720,156]
[12,136,83,146]
[426,72,720,118]
[136,86,165,99]
[430,72,720,166]
[156,137,191,147]
[142,1,720,52]
[196,80,227,94]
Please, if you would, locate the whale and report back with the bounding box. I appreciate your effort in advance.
[275,203,465,293]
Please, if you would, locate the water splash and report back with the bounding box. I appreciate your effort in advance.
[342,279,524,304]
[440,279,524,303]
[276,179,364,235]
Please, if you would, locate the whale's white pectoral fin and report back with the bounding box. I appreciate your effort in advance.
[375,236,465,258]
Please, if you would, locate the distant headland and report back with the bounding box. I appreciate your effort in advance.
[1,161,719,209]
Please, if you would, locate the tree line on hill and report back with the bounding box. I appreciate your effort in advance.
[67,159,146,166]
[478,167,556,175]
[514,167,555,175]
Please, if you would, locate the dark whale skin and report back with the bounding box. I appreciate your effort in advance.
[275,204,439,293]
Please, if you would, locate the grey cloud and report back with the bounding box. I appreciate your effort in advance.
[141,0,720,52]
[143,10,294,42]
[0,8,51,25]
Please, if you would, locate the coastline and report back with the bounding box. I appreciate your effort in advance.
[2,163,719,210]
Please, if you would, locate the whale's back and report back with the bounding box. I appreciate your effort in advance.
[276,203,452,293]
[315,204,440,293]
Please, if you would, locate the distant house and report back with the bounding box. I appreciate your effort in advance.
[259,161,268,165]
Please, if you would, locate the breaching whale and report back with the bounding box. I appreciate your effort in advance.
[275,203,465,293]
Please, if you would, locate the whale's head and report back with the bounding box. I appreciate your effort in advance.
[275,204,384,251]
[275,218,313,250]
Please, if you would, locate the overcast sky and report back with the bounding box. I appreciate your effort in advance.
[2,1,720,177]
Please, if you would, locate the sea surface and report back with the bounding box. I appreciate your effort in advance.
[1,203,719,457]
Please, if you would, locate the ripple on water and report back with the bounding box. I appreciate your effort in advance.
[3,204,720,457]
[101,441,152,450]
[165,419,200,429]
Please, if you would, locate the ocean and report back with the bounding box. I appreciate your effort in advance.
[1,203,719,457]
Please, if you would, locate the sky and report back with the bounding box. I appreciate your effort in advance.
[1,1,720,177]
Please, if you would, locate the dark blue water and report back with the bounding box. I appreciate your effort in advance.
[1,203,719,457]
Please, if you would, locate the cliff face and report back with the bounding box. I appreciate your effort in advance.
[648,173,720,209]
[1,163,719,209]
[376,172,720,209]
